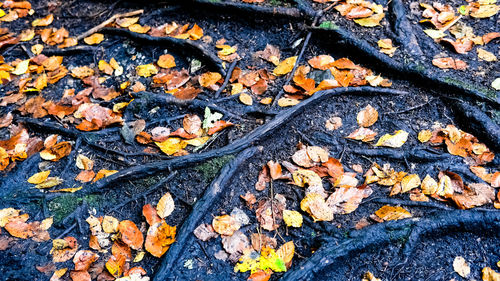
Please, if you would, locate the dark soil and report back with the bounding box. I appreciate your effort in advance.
[0,0,498,281]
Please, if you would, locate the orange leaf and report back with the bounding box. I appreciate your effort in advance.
[145,221,176,257]
[207,120,233,135]
[105,254,126,277]
[267,160,282,180]
[73,250,99,271]
[118,220,144,250]
[157,54,176,69]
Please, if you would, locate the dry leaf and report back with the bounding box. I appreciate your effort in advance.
[273,56,297,76]
[357,104,378,127]
[28,170,50,184]
[282,210,303,227]
[83,33,104,45]
[375,130,409,148]
[118,220,144,250]
[212,215,240,236]
[374,205,412,221]
[157,192,175,219]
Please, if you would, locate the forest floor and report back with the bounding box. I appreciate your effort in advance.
[0,0,499,280]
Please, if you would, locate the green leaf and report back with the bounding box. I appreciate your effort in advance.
[202,107,223,129]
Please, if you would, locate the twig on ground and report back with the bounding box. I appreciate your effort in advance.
[76,9,144,40]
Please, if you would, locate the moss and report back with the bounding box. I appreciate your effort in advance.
[318,21,339,30]
[413,63,426,73]
[269,0,285,6]
[48,194,104,223]
[194,154,235,183]
[443,77,497,100]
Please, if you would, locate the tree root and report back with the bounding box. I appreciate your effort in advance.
[310,26,500,106]
[388,0,423,56]
[131,91,246,121]
[100,27,226,76]
[41,45,98,56]
[214,59,238,98]
[90,87,407,191]
[351,147,452,163]
[281,210,500,280]
[76,9,144,40]
[190,0,304,19]
[152,146,260,281]
[449,100,500,152]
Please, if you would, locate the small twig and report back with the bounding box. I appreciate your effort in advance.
[385,98,435,115]
[439,14,462,32]
[76,9,144,40]
[214,59,238,98]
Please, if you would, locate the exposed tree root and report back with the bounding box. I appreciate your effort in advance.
[388,0,423,56]
[450,100,500,152]
[152,146,260,281]
[131,91,246,121]
[310,26,499,106]
[90,87,407,191]
[41,45,98,56]
[281,210,500,280]
[351,147,452,163]
[99,27,226,76]
[214,59,238,98]
[189,0,304,19]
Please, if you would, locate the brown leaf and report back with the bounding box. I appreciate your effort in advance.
[256,197,285,231]
[326,185,372,214]
[193,223,218,241]
[357,104,378,127]
[73,250,99,271]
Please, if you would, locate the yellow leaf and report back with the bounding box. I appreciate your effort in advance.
[216,44,237,56]
[36,177,64,189]
[277,97,300,107]
[375,130,409,148]
[418,130,432,143]
[102,215,119,233]
[362,271,382,281]
[354,12,385,27]
[28,170,51,184]
[83,33,104,45]
[155,138,187,155]
[400,174,421,193]
[41,217,53,230]
[199,72,222,87]
[436,175,453,197]
[113,101,132,113]
[32,14,53,27]
[11,59,30,75]
[471,4,499,18]
[133,251,146,262]
[482,267,500,281]
[454,256,471,278]
[93,169,118,182]
[424,29,446,39]
[157,54,176,69]
[273,56,297,76]
[374,205,412,221]
[477,48,497,62]
[184,136,210,147]
[157,192,175,219]
[0,208,20,227]
[128,24,151,33]
[116,17,139,28]
[239,93,253,105]
[136,64,158,77]
[49,186,82,193]
[19,29,35,42]
[283,210,303,227]
[300,193,333,222]
[421,175,438,195]
[212,214,240,236]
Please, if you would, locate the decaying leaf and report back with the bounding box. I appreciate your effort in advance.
[357,104,378,127]
[118,220,144,250]
[145,221,176,258]
[194,223,218,241]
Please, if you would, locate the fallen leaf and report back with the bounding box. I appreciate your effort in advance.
[193,223,218,241]
[482,267,500,281]
[277,97,300,107]
[375,130,409,148]
[418,130,432,143]
[212,214,240,236]
[432,57,467,70]
[357,104,378,127]
[145,221,176,257]
[325,116,342,130]
[283,210,303,227]
[300,193,333,222]
[239,93,253,105]
[400,174,421,193]
[73,250,99,271]
[326,185,372,214]
[374,205,412,221]
[83,33,104,45]
[32,14,54,27]
[273,56,297,76]
[157,192,175,219]
[28,170,50,184]
[136,64,158,77]
[199,72,222,88]
[276,241,294,268]
[453,256,470,278]
[347,127,377,142]
[477,48,497,61]
[102,216,119,234]
[157,54,176,69]
[118,220,144,250]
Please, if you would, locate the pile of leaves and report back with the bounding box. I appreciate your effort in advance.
[0,193,178,281]
[419,1,500,69]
